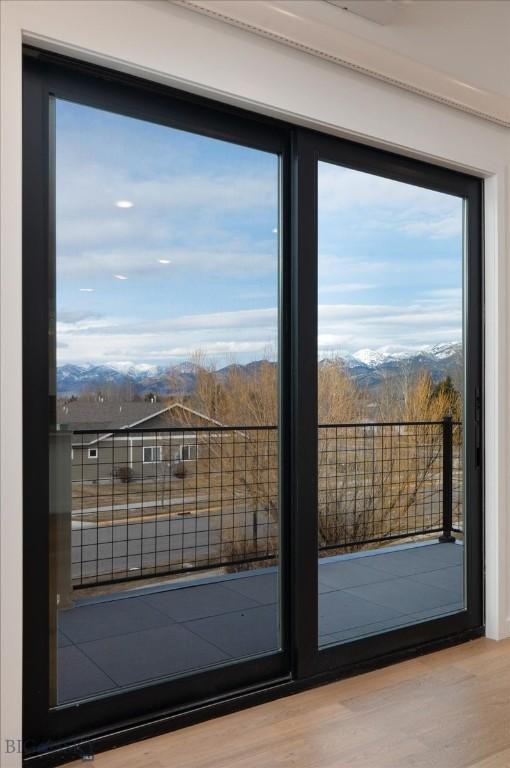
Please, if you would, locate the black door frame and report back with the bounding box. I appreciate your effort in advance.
[22,47,484,766]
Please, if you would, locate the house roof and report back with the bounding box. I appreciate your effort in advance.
[58,401,225,446]
[58,401,172,432]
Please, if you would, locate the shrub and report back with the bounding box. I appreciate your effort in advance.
[114,465,134,483]
[173,461,188,479]
[222,534,278,573]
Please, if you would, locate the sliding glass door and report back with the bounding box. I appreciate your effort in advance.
[52,97,283,706]
[24,52,290,750]
[292,130,482,676]
[23,49,482,762]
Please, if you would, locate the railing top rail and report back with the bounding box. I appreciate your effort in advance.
[67,418,461,435]
[319,420,462,428]
[67,425,274,435]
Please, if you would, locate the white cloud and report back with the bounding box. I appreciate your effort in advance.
[57,171,277,221]
[317,293,462,355]
[62,307,276,339]
[57,245,277,279]
[400,216,462,239]
[424,288,463,299]
[57,315,120,335]
[56,163,277,253]
[319,282,376,294]
[157,341,274,358]
[55,145,279,284]
[57,292,463,366]
[318,163,463,240]
[57,307,278,365]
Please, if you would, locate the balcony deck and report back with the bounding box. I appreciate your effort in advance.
[57,540,464,704]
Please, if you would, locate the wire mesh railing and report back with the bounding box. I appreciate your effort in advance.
[63,418,461,588]
[318,418,462,552]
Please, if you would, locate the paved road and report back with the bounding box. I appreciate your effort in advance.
[70,484,461,586]
[72,494,210,517]
[72,504,275,583]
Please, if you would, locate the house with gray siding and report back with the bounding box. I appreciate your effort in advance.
[57,401,223,483]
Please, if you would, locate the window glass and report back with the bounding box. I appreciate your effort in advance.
[50,99,281,705]
[316,162,465,647]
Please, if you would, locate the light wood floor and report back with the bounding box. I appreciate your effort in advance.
[64,637,510,768]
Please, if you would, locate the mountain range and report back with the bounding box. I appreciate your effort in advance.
[57,342,462,397]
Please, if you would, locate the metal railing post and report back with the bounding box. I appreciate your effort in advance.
[252,509,258,546]
[439,415,455,543]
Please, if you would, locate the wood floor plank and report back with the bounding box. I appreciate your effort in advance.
[62,638,510,768]
[466,746,510,768]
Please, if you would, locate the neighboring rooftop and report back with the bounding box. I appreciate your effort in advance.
[58,401,221,433]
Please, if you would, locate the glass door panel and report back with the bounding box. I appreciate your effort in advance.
[316,161,466,647]
[51,98,282,704]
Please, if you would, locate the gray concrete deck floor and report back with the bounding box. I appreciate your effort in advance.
[57,540,464,704]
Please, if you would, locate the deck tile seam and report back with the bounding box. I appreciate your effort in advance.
[218,581,275,606]
[340,582,461,613]
[183,610,280,661]
[358,560,462,578]
[178,620,240,661]
[74,626,234,688]
[137,593,265,624]
[320,588,410,618]
[65,643,121,693]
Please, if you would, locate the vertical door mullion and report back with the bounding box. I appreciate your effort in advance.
[291,129,319,678]
[279,139,292,669]
[464,180,484,628]
[23,58,52,737]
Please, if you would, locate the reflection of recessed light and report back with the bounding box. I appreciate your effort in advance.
[114,274,128,280]
[272,228,278,234]
[79,288,94,292]
[115,200,133,208]
[158,259,171,264]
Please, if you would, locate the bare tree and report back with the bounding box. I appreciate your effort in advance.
[317,369,462,554]
[159,351,463,569]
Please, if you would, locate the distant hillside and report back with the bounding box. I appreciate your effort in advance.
[57,343,462,397]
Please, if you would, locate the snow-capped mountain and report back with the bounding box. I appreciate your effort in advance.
[425,342,460,360]
[105,362,161,376]
[339,342,460,369]
[321,342,461,389]
[57,363,165,394]
[57,343,462,396]
[351,349,390,367]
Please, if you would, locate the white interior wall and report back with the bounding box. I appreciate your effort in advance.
[1,1,509,764]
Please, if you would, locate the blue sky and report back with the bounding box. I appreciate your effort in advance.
[56,99,463,368]
[317,161,463,356]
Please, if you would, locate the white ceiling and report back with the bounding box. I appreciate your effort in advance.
[325,1,405,26]
[312,0,510,98]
